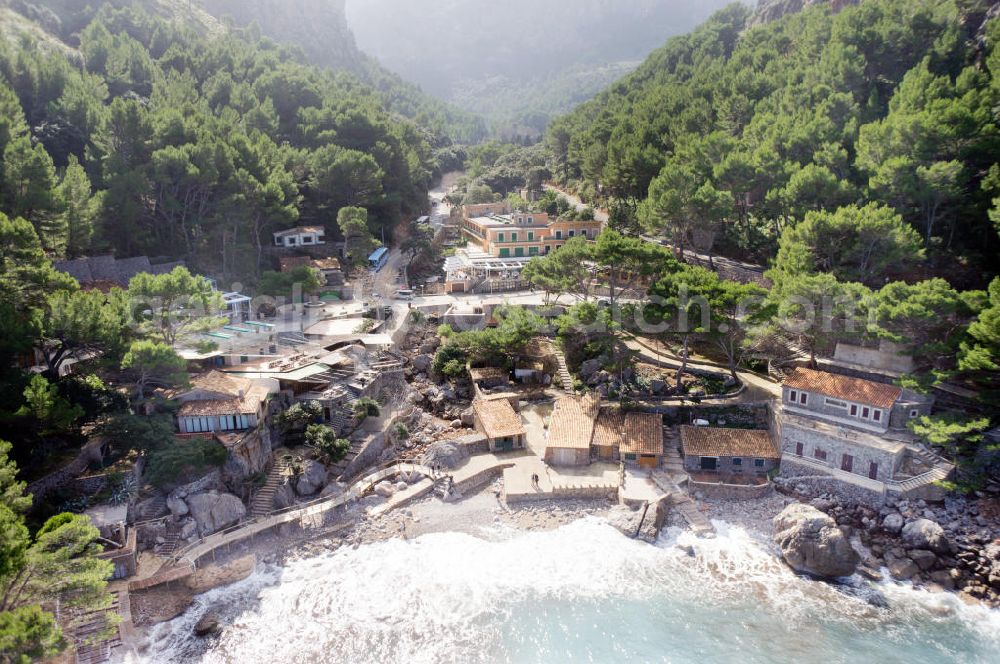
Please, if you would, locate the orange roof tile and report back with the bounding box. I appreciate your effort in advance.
[473,398,524,439]
[468,366,509,383]
[547,394,600,450]
[680,426,778,459]
[592,408,663,456]
[783,367,901,409]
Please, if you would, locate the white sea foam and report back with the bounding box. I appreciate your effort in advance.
[135,518,1000,664]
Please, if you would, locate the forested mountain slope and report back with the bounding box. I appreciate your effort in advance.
[547,0,1000,287]
[1,0,486,143]
[0,3,453,282]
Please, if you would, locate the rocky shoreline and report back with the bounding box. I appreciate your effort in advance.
[132,477,1000,653]
[772,477,1000,607]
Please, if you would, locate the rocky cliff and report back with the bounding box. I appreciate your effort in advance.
[200,0,362,72]
[748,0,858,28]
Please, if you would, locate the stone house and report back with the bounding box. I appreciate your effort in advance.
[592,408,664,469]
[175,371,271,434]
[273,226,325,248]
[544,394,600,466]
[778,367,951,504]
[781,367,931,435]
[680,426,779,476]
[473,396,526,452]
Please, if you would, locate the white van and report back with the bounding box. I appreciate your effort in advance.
[394,289,415,300]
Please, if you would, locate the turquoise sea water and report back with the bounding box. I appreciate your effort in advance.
[137,519,1000,664]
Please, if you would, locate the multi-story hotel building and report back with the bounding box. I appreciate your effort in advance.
[460,203,604,258]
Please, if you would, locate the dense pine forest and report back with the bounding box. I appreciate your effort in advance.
[547,0,1000,287]
[0,2,478,281]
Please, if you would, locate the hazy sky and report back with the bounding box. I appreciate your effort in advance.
[345,0,732,97]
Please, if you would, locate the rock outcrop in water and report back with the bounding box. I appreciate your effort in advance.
[773,504,860,579]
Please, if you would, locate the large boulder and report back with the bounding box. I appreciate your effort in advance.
[193,611,221,637]
[579,357,604,381]
[166,495,189,518]
[773,504,860,579]
[412,354,432,373]
[186,492,246,536]
[295,460,329,496]
[882,512,904,534]
[901,518,950,554]
[421,441,469,470]
[607,505,644,538]
[272,481,296,510]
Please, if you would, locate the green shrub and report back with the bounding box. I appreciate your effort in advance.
[306,425,351,463]
[145,437,228,487]
[352,397,380,419]
[393,423,409,440]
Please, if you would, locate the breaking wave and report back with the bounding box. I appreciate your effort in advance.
[135,518,1000,664]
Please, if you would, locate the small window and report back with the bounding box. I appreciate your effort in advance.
[568,230,575,237]
[909,409,919,418]
[545,245,551,253]
[732,457,742,466]
[625,453,637,461]
[850,404,858,416]
[511,233,518,242]
[789,389,797,402]
[799,392,808,405]
[873,410,882,422]
[556,230,563,239]
[862,406,870,419]
[498,233,505,242]
[814,448,827,461]
[527,231,534,241]
[754,459,765,468]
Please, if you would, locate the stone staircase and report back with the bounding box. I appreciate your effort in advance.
[670,494,716,537]
[249,453,289,518]
[552,348,574,392]
[662,426,685,478]
[159,523,182,557]
[71,591,123,664]
[650,469,715,538]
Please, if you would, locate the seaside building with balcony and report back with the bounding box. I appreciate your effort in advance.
[777,367,951,505]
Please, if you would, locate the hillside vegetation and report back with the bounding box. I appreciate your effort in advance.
[0,2,475,282]
[547,0,1000,286]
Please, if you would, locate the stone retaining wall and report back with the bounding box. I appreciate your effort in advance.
[780,457,886,508]
[455,464,512,494]
[690,479,773,500]
[550,484,617,501]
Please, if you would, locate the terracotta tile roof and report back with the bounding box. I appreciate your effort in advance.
[592,408,663,456]
[177,389,267,418]
[178,372,269,418]
[274,226,325,237]
[279,256,312,272]
[473,398,524,439]
[312,257,341,271]
[783,367,901,409]
[680,426,778,459]
[621,412,664,456]
[519,337,552,358]
[189,371,252,397]
[469,366,509,383]
[591,409,625,448]
[547,394,600,450]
